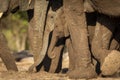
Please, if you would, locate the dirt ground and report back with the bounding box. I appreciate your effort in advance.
[0,52,120,80]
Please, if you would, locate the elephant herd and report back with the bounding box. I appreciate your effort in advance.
[0,0,120,79]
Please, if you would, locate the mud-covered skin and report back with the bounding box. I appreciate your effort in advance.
[84,0,120,76]
[84,0,120,16]
[63,0,97,79]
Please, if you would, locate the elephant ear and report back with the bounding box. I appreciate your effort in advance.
[0,0,9,12]
[19,0,34,11]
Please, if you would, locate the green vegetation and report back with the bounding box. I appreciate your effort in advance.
[1,11,29,52]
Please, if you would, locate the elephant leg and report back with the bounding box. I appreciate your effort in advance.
[91,14,120,76]
[64,0,97,79]
[66,38,75,72]
[0,32,18,71]
[91,14,116,64]
[101,21,120,76]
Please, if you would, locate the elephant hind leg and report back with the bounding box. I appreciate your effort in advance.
[91,14,115,64]
[0,32,18,71]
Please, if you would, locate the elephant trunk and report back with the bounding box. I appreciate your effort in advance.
[48,34,58,59]
[28,0,49,72]
[32,0,48,61]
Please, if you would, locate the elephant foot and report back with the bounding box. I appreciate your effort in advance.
[101,50,120,76]
[67,64,97,79]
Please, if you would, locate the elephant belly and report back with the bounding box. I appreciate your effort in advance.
[90,0,120,16]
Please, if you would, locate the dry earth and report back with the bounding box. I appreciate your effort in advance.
[0,52,120,80]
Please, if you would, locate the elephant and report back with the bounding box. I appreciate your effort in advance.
[27,0,120,79]
[37,0,97,79]
[28,0,64,72]
[91,14,120,76]
[46,11,120,78]
[83,0,120,76]
[30,0,97,79]
[54,0,99,79]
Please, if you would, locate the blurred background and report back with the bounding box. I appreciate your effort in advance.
[0,12,29,53]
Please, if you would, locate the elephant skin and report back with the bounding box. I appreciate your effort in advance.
[54,0,97,79]
[83,0,120,77]
[101,50,120,76]
[84,0,120,16]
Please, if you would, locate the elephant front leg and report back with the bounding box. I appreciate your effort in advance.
[64,0,97,79]
[91,14,116,64]
[91,14,120,76]
[0,32,18,71]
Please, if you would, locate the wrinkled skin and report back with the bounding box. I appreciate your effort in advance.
[47,7,69,73]
[84,0,120,76]
[91,14,120,76]
[46,0,97,79]
[84,0,120,16]
[28,0,66,72]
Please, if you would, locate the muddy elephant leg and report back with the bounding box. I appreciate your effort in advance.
[66,38,75,72]
[101,22,120,76]
[64,0,97,79]
[0,32,18,71]
[91,14,116,64]
[91,14,120,76]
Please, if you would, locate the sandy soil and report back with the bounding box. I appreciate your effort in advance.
[0,53,120,80]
